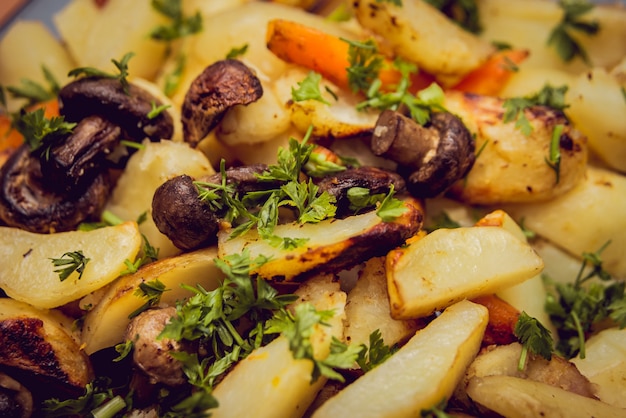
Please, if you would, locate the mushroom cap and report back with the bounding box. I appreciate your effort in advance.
[59,77,174,142]
[0,144,111,233]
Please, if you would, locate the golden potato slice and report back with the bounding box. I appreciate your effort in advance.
[212,274,346,418]
[0,298,93,390]
[312,300,488,418]
[0,222,141,309]
[350,0,494,85]
[387,225,544,319]
[466,375,626,418]
[81,246,223,354]
[218,198,423,281]
[503,165,626,279]
[445,90,588,205]
[344,257,422,348]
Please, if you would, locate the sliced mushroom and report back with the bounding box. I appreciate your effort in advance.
[58,77,174,142]
[371,110,475,198]
[181,59,263,147]
[315,166,406,217]
[40,115,121,191]
[152,164,277,251]
[0,144,111,233]
[125,307,185,387]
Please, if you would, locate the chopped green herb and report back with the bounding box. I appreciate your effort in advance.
[326,2,353,22]
[147,101,171,119]
[420,398,453,418]
[112,340,133,362]
[163,53,186,97]
[547,0,599,64]
[545,124,564,184]
[303,150,347,178]
[503,84,569,136]
[347,187,387,214]
[376,185,409,222]
[68,52,135,94]
[128,278,168,319]
[355,329,397,372]
[41,378,122,417]
[4,65,60,106]
[376,0,403,5]
[13,107,76,160]
[292,71,330,105]
[150,0,203,42]
[426,211,462,232]
[343,38,384,93]
[50,250,90,282]
[226,44,249,59]
[514,311,554,371]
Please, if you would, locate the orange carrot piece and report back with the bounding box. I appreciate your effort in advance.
[451,49,529,96]
[472,294,521,347]
[266,19,433,93]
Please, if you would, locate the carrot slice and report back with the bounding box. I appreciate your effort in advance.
[472,294,521,346]
[266,19,433,93]
[451,49,529,96]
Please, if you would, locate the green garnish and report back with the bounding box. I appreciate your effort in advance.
[4,65,60,106]
[343,38,384,94]
[548,0,599,64]
[503,84,569,136]
[545,241,626,359]
[424,0,482,34]
[426,211,462,232]
[68,52,135,94]
[128,278,169,319]
[291,71,330,105]
[514,311,554,371]
[150,0,203,41]
[226,44,249,59]
[545,124,564,184]
[13,107,76,160]
[376,185,409,222]
[147,101,171,119]
[303,149,347,178]
[355,329,397,372]
[112,340,133,362]
[50,251,90,282]
[163,52,186,97]
[41,378,125,418]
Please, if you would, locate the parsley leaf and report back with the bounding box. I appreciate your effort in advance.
[68,52,135,94]
[147,101,171,119]
[150,0,203,42]
[355,329,397,372]
[502,84,569,136]
[41,377,121,417]
[13,107,76,160]
[292,71,331,105]
[548,0,599,64]
[50,251,90,282]
[128,278,169,319]
[376,185,408,222]
[343,38,384,93]
[226,44,249,59]
[347,187,387,214]
[4,65,60,107]
[514,311,554,370]
[545,124,564,184]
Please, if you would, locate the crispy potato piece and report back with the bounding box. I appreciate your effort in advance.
[212,274,346,418]
[445,91,588,205]
[387,225,544,319]
[466,375,626,418]
[81,246,223,355]
[350,0,494,85]
[0,222,141,309]
[344,257,422,348]
[503,165,626,279]
[218,197,423,281]
[312,300,488,418]
[0,298,93,390]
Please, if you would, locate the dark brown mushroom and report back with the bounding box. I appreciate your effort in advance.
[125,307,185,387]
[315,166,406,217]
[0,144,111,233]
[58,77,174,142]
[371,110,475,198]
[181,59,263,147]
[40,115,121,191]
[152,164,277,251]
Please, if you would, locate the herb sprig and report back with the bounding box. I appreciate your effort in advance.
[50,250,90,282]
[150,0,203,42]
[424,0,482,34]
[503,84,569,136]
[548,0,600,64]
[514,311,554,370]
[68,52,135,94]
[13,107,76,160]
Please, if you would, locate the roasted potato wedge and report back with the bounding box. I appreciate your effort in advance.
[503,164,626,279]
[212,274,346,418]
[218,197,423,281]
[81,246,223,354]
[350,0,494,85]
[0,222,141,309]
[0,298,93,391]
[445,91,588,205]
[312,300,488,418]
[387,224,544,319]
[466,374,626,418]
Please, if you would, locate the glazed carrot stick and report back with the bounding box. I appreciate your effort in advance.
[266,19,434,93]
[451,49,529,96]
[471,294,521,346]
